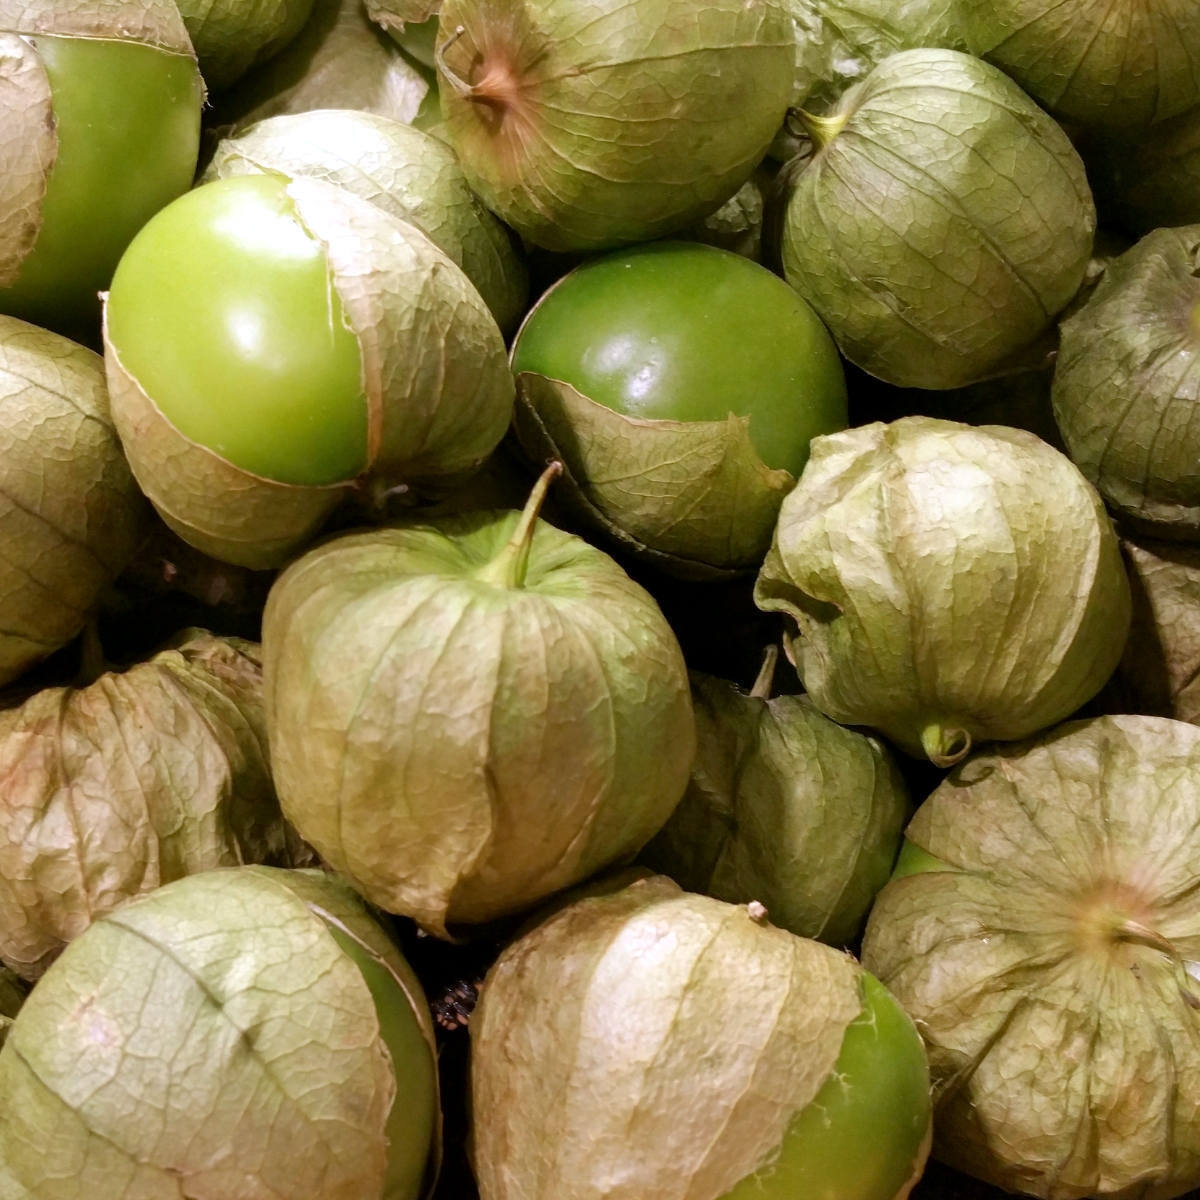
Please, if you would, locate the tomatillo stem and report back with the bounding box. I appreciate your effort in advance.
[474,460,563,590]
[750,644,779,700]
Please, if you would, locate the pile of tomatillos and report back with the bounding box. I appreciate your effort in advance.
[4,0,1200,1198]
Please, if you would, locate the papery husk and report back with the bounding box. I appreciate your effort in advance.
[0,865,438,1200]
[104,174,513,569]
[513,373,794,580]
[365,0,439,36]
[471,874,867,1200]
[0,316,144,686]
[203,109,528,333]
[0,36,54,288]
[0,0,195,50]
[212,0,432,130]
[754,417,1131,764]
[781,48,1095,390]
[862,714,1200,1199]
[961,0,1200,132]
[1112,535,1200,725]
[174,0,316,91]
[262,506,695,938]
[1053,226,1200,539]
[642,669,909,946]
[0,629,307,981]
[684,173,765,261]
[437,0,795,252]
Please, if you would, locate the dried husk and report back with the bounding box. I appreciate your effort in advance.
[0,865,440,1200]
[961,0,1200,132]
[0,630,309,981]
[0,317,145,686]
[862,714,1200,1199]
[472,874,886,1200]
[104,175,514,569]
[780,48,1095,390]
[0,0,195,49]
[174,0,316,91]
[1112,535,1200,725]
[1053,226,1200,539]
[365,0,439,38]
[436,0,795,252]
[212,0,432,130]
[642,665,909,946]
[203,109,528,333]
[262,497,695,937]
[512,374,794,580]
[754,417,1131,765]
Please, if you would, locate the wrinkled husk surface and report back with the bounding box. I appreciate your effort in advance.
[863,714,1200,1199]
[437,0,795,252]
[204,109,527,333]
[471,874,868,1200]
[754,417,1131,763]
[104,175,514,569]
[781,48,1095,390]
[512,374,794,580]
[0,865,439,1200]
[174,0,316,91]
[0,630,310,981]
[262,509,695,937]
[0,316,145,687]
[1053,226,1200,539]
[642,671,908,946]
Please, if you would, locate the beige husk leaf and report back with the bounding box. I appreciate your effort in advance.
[471,874,864,1200]
[0,0,194,51]
[0,36,53,288]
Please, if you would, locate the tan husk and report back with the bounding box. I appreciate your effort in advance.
[0,36,54,288]
[0,630,307,981]
[0,317,145,686]
[471,874,864,1200]
[513,372,794,579]
[0,0,195,52]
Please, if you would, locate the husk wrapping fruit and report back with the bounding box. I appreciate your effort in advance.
[0,316,144,686]
[754,417,1131,764]
[0,630,306,981]
[0,866,439,1200]
[262,496,695,937]
[780,48,1095,390]
[863,714,1200,1199]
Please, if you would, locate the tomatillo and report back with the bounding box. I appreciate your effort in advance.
[510,241,847,577]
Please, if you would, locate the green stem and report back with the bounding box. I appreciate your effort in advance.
[473,461,562,590]
[790,108,848,151]
[920,722,972,768]
[750,644,779,700]
[76,615,107,687]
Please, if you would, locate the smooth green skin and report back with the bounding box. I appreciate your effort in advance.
[722,972,930,1200]
[324,926,437,1200]
[107,174,368,486]
[510,242,847,475]
[2,35,202,336]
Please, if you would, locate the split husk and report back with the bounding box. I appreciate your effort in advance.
[203,109,527,333]
[104,174,514,569]
[436,0,795,251]
[0,629,308,981]
[754,417,1132,765]
[863,714,1200,1199]
[0,316,145,687]
[642,655,909,945]
[262,468,696,936]
[0,865,440,1200]
[780,48,1095,389]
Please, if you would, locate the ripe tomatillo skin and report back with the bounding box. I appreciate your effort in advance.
[511,241,847,475]
[106,174,368,486]
[0,35,202,335]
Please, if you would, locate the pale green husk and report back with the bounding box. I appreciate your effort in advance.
[437,0,795,251]
[862,715,1200,1199]
[642,668,909,945]
[961,0,1200,131]
[175,0,316,90]
[262,503,695,936]
[0,316,144,686]
[471,874,883,1200]
[0,630,306,982]
[780,48,1095,389]
[1053,226,1200,538]
[203,109,527,332]
[104,175,514,569]
[0,866,439,1200]
[754,417,1131,763]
